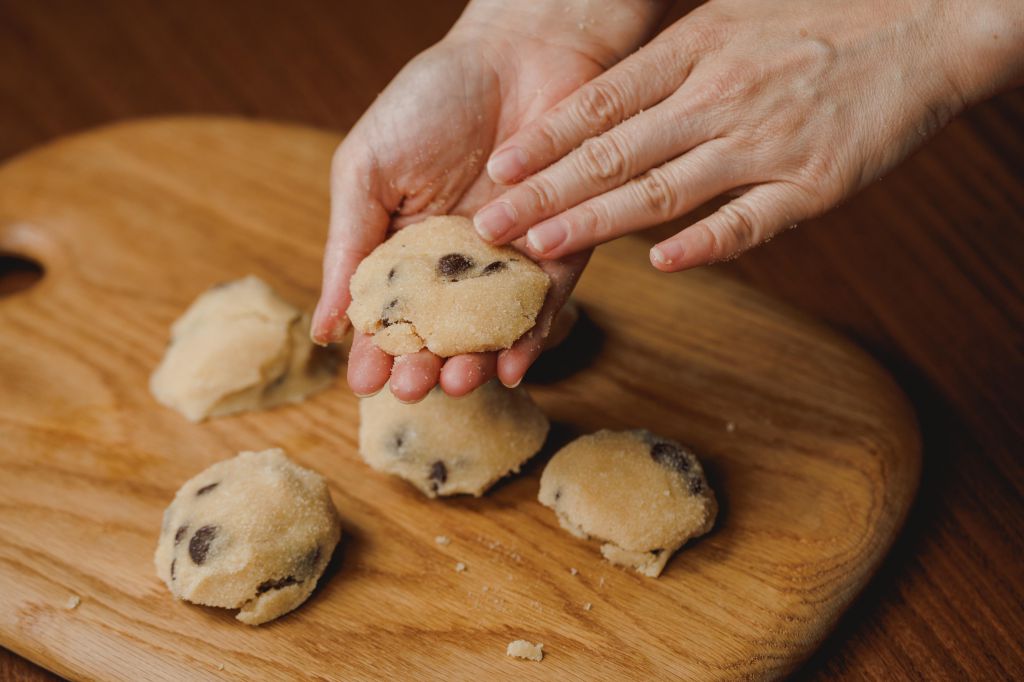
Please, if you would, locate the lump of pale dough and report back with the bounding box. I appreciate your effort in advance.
[358,380,549,497]
[150,276,336,421]
[346,216,550,356]
[538,430,716,577]
[506,640,544,661]
[155,448,341,625]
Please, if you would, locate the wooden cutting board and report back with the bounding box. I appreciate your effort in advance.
[0,118,920,681]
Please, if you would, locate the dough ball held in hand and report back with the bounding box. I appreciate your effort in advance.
[155,448,341,625]
[358,379,549,497]
[539,430,717,577]
[150,276,337,422]
[347,216,551,356]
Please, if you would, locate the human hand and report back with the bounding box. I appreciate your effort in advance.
[473,0,1024,270]
[311,0,667,401]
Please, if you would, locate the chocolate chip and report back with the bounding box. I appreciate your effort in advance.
[170,559,176,580]
[481,260,506,275]
[437,253,474,278]
[196,482,219,496]
[428,460,448,492]
[188,525,218,565]
[380,298,400,327]
[256,575,300,594]
[554,489,562,502]
[688,477,704,495]
[174,524,189,545]
[387,267,397,283]
[650,442,690,474]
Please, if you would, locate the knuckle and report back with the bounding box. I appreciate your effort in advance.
[578,136,629,183]
[521,177,559,216]
[529,120,563,157]
[712,202,760,261]
[683,15,726,53]
[634,170,678,221]
[693,65,757,109]
[574,81,625,133]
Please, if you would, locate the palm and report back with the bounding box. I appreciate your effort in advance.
[316,36,603,400]
[360,38,603,224]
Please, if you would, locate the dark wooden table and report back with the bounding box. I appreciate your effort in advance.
[1,1,1020,679]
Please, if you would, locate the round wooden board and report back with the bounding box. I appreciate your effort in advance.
[0,118,920,680]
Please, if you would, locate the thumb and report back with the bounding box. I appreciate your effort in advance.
[311,145,393,345]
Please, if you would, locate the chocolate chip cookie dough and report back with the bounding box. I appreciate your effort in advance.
[346,216,550,356]
[538,430,716,577]
[150,276,336,421]
[155,449,341,625]
[358,380,549,497]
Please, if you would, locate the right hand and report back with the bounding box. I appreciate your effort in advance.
[311,1,666,402]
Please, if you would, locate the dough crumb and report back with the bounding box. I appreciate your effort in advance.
[455,562,467,573]
[569,567,579,576]
[65,595,81,610]
[583,602,592,611]
[435,535,451,546]
[506,640,544,662]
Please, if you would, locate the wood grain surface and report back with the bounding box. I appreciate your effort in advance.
[0,1,1020,680]
[0,117,919,680]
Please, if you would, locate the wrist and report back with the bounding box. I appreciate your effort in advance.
[941,0,1024,104]
[447,0,669,65]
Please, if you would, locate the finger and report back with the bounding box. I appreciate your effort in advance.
[497,250,591,387]
[439,353,497,397]
[389,350,443,403]
[522,139,742,259]
[311,144,394,345]
[474,98,710,245]
[483,41,689,188]
[347,332,394,397]
[650,182,810,272]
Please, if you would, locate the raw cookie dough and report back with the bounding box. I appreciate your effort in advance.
[358,380,549,497]
[506,640,544,661]
[347,216,550,356]
[151,276,336,421]
[155,448,341,625]
[538,429,717,577]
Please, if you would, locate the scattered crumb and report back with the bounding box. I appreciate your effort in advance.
[482,586,490,593]
[725,421,736,433]
[599,577,606,587]
[455,562,467,573]
[217,663,225,671]
[506,640,544,662]
[435,535,451,546]
[583,602,593,611]
[65,595,81,610]
[569,568,578,576]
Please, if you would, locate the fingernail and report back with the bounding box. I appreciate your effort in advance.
[650,243,682,267]
[487,147,527,184]
[500,376,523,389]
[526,222,566,254]
[474,202,516,242]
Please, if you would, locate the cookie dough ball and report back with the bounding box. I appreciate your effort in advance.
[155,449,341,625]
[347,216,550,356]
[358,380,549,497]
[538,430,716,577]
[150,276,336,422]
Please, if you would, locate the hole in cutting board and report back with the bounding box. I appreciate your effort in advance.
[0,252,44,298]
